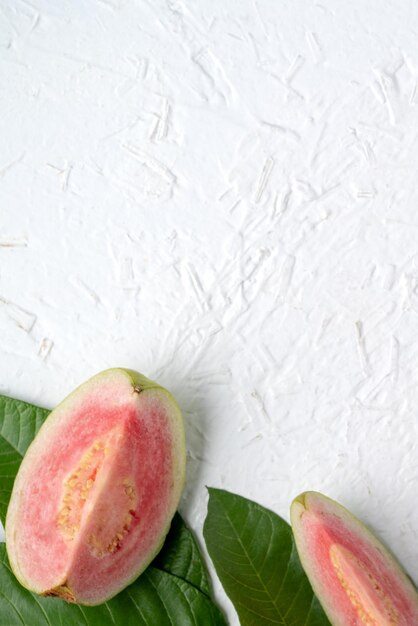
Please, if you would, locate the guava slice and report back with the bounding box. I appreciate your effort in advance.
[6,368,186,605]
[291,491,418,626]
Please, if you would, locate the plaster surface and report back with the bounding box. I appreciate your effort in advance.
[0,1,418,622]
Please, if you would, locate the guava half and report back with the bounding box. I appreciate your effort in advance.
[291,491,418,626]
[6,368,186,605]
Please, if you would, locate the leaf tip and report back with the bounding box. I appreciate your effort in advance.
[206,486,224,498]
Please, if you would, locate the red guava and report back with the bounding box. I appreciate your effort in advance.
[291,491,418,626]
[6,368,186,605]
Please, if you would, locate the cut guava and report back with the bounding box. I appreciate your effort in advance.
[6,368,186,605]
[291,491,418,626]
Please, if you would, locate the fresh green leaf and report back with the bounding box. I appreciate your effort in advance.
[203,488,330,626]
[0,395,48,524]
[154,512,212,597]
[0,544,227,626]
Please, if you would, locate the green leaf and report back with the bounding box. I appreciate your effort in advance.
[203,488,330,626]
[0,396,49,524]
[154,512,212,597]
[0,544,227,626]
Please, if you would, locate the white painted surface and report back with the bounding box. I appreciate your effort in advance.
[1,0,418,622]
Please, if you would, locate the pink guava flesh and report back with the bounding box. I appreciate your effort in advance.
[291,492,418,626]
[6,369,186,605]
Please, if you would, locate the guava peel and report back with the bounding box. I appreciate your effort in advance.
[6,368,186,605]
[291,492,418,626]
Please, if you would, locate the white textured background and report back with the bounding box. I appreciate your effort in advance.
[1,0,418,623]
